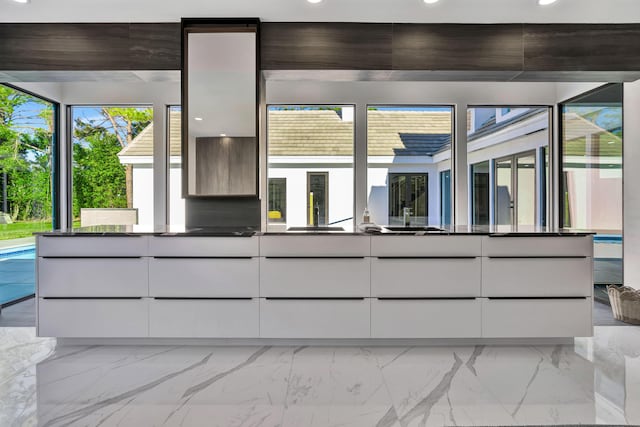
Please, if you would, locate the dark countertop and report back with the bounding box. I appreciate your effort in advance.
[35,224,594,237]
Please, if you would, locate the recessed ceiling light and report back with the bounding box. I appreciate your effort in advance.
[538,0,558,5]
[12,0,30,3]
[194,117,203,121]
[220,133,227,137]
[307,0,323,3]
[423,0,440,3]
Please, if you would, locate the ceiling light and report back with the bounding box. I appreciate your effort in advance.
[220,133,227,137]
[307,0,323,3]
[538,0,558,5]
[12,0,30,3]
[423,0,440,3]
[194,117,203,121]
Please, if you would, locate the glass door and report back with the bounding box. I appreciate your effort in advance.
[494,151,537,226]
[516,153,536,225]
[307,172,328,226]
[495,157,513,225]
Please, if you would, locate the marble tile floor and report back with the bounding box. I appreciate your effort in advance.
[1,326,640,427]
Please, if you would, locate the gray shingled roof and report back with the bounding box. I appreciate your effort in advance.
[119,109,454,157]
[119,110,182,157]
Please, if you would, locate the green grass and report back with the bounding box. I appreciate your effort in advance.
[0,221,53,240]
[0,220,81,240]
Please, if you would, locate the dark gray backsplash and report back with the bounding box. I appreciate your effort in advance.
[185,197,261,229]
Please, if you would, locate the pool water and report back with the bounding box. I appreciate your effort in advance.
[0,245,36,305]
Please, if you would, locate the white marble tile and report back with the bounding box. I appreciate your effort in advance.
[0,326,639,426]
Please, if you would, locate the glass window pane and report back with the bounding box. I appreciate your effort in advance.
[0,84,56,305]
[71,106,153,226]
[560,84,623,285]
[467,106,550,227]
[470,162,489,225]
[267,105,354,231]
[440,170,451,226]
[367,106,453,227]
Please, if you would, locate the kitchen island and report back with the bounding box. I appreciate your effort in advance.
[35,226,593,342]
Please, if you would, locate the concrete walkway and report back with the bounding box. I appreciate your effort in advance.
[0,237,35,250]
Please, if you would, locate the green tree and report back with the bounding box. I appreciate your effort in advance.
[72,133,127,217]
[0,85,53,221]
[73,107,152,210]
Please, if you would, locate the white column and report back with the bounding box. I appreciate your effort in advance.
[354,104,368,226]
[153,103,167,227]
[455,103,469,225]
[624,81,640,289]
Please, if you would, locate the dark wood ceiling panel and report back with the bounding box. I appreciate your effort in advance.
[0,23,180,71]
[129,23,181,70]
[0,23,130,70]
[392,24,523,71]
[524,24,640,71]
[261,22,393,70]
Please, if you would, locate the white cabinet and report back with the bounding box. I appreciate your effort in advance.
[38,235,147,257]
[482,235,593,257]
[482,257,592,297]
[39,258,148,297]
[260,235,370,257]
[260,298,370,338]
[371,235,482,257]
[371,258,480,297]
[149,299,258,338]
[149,258,258,297]
[38,298,149,338]
[260,257,370,297]
[481,298,593,338]
[371,299,481,338]
[149,236,259,257]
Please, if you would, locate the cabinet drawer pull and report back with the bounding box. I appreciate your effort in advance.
[153,297,253,300]
[264,297,365,301]
[376,256,476,260]
[264,256,365,259]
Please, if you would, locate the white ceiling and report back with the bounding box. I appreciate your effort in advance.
[1,0,640,24]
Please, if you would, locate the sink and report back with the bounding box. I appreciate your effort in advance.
[383,226,444,232]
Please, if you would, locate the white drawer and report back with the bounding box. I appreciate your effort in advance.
[481,298,593,338]
[149,299,258,338]
[259,235,370,257]
[148,236,259,257]
[38,236,147,257]
[260,258,370,297]
[371,299,481,338]
[149,258,258,297]
[38,258,148,297]
[482,257,592,297]
[371,258,480,297]
[371,236,481,257]
[482,235,593,257]
[38,298,149,338]
[260,298,370,338]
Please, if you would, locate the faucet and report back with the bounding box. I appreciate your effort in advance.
[403,207,412,227]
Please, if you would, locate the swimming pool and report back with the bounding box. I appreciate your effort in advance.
[0,245,36,260]
[0,245,36,306]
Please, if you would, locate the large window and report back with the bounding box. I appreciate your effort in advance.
[560,83,622,284]
[71,106,153,226]
[367,106,453,227]
[0,84,58,305]
[267,105,354,231]
[467,106,551,227]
